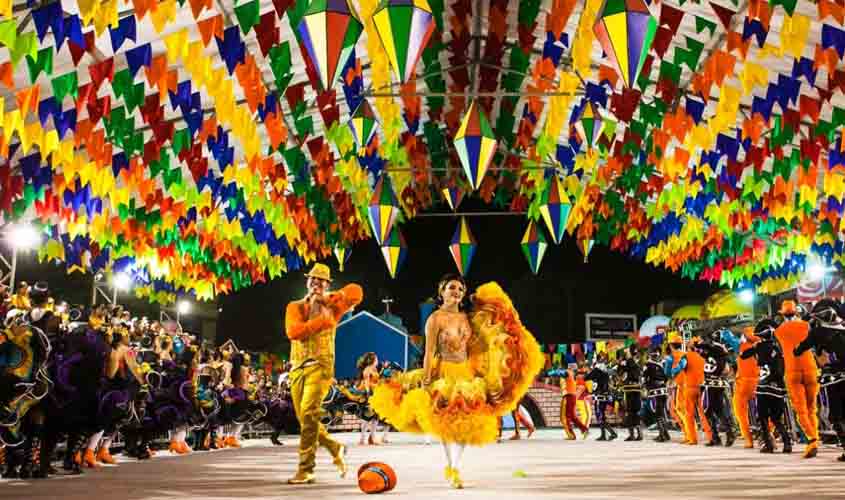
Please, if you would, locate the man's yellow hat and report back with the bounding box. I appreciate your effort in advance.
[305,263,332,282]
[667,331,683,344]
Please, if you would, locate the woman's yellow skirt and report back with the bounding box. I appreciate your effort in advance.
[370,282,545,446]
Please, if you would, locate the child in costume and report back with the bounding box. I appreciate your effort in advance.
[370,274,543,489]
[560,365,590,440]
[356,352,382,445]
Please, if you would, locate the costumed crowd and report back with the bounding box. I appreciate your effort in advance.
[544,298,845,464]
[3,264,844,491]
[0,279,310,479]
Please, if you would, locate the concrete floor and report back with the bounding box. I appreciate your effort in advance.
[2,430,844,499]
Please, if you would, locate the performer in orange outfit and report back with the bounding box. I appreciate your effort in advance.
[560,366,590,440]
[284,263,363,484]
[773,300,820,458]
[666,333,688,442]
[668,336,710,445]
[721,327,759,448]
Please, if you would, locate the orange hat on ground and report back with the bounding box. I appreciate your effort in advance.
[358,462,397,494]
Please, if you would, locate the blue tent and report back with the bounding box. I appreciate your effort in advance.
[334,311,417,380]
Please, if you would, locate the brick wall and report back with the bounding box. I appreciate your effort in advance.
[527,382,562,427]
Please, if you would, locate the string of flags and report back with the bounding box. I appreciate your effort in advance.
[0,0,842,304]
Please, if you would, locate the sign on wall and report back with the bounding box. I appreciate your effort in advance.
[585,313,638,341]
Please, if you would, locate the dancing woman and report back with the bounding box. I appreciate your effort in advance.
[370,275,543,489]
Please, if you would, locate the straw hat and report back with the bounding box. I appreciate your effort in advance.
[305,263,332,282]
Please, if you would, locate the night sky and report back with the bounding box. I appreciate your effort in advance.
[217,208,719,353]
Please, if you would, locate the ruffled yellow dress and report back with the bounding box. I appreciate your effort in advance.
[370,282,544,445]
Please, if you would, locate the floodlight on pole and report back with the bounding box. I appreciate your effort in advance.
[4,223,42,290]
[112,272,131,304]
[176,300,190,324]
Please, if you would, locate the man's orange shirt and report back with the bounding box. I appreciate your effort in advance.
[737,336,760,379]
[774,319,817,372]
[682,351,705,387]
[560,371,577,395]
[671,351,686,385]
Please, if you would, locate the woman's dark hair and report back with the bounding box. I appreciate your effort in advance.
[434,273,470,311]
[357,352,377,375]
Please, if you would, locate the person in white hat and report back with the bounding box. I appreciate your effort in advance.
[285,263,362,485]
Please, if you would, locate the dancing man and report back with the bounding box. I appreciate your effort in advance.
[774,300,819,458]
[741,319,791,454]
[721,327,759,448]
[643,345,670,442]
[284,263,363,484]
[797,299,845,461]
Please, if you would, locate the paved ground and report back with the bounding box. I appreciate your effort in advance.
[2,430,844,499]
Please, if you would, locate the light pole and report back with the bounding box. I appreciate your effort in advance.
[2,223,41,289]
[112,272,131,305]
[177,300,190,325]
[739,289,755,321]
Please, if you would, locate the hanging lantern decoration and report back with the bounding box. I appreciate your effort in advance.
[521,220,548,275]
[380,226,408,278]
[454,101,497,191]
[373,0,436,83]
[296,0,364,91]
[593,0,657,88]
[368,175,401,245]
[442,186,464,212]
[574,101,605,152]
[448,217,477,276]
[348,99,379,154]
[539,175,572,245]
[334,245,351,271]
[577,237,595,263]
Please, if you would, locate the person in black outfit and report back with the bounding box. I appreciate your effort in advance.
[619,346,643,441]
[696,331,736,447]
[741,319,792,454]
[643,344,671,442]
[796,299,845,462]
[584,354,617,441]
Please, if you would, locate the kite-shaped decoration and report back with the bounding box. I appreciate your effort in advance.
[454,101,497,191]
[593,0,657,88]
[448,217,477,276]
[373,0,435,83]
[296,0,363,91]
[539,175,572,245]
[368,175,400,245]
[334,245,351,271]
[521,220,548,275]
[348,99,379,153]
[380,226,408,278]
[574,101,605,152]
[442,186,464,211]
[577,237,595,263]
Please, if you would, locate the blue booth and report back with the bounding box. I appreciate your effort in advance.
[334,311,418,380]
